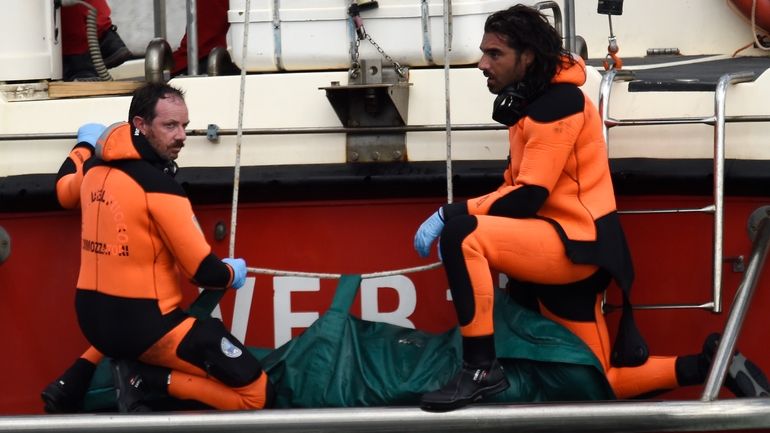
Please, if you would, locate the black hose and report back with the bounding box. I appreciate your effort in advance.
[69,0,112,81]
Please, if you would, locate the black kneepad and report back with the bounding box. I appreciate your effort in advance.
[177,318,263,387]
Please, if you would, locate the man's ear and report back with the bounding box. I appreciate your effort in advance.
[521,49,535,69]
[132,116,146,135]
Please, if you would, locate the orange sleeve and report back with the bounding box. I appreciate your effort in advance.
[55,145,93,209]
[466,113,583,215]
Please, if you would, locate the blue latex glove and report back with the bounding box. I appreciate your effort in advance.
[223,257,247,289]
[77,123,106,148]
[414,208,444,258]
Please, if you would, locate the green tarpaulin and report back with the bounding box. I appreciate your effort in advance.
[83,275,613,411]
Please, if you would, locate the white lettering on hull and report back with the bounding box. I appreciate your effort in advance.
[360,275,415,329]
[201,275,422,347]
[273,276,321,347]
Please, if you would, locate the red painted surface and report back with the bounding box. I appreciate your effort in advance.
[730,0,770,33]
[0,195,768,414]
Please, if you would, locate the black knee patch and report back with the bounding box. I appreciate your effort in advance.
[532,269,611,322]
[177,318,263,387]
[440,215,478,326]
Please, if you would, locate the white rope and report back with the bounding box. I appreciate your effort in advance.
[228,0,252,257]
[751,0,770,51]
[443,0,454,204]
[225,1,445,281]
[247,262,443,280]
[621,54,730,71]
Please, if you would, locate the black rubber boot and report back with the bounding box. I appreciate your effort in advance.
[40,358,96,413]
[111,359,155,412]
[41,381,77,414]
[703,333,770,397]
[420,359,509,412]
[62,53,99,81]
[99,25,132,69]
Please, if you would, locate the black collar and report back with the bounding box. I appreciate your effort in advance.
[132,133,179,177]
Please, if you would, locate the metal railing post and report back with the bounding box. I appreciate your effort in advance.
[186,0,199,76]
[600,70,757,312]
[702,206,770,401]
[153,0,167,40]
[563,0,576,53]
[2,399,770,432]
[598,68,634,145]
[710,71,756,313]
[534,1,563,37]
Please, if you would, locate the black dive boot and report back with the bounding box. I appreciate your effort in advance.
[703,333,770,398]
[421,335,509,412]
[421,359,509,412]
[41,358,96,413]
[111,359,168,412]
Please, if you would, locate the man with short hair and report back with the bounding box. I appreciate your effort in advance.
[72,83,272,411]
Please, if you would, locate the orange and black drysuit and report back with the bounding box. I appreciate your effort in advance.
[54,142,107,404]
[438,57,692,398]
[74,122,270,410]
[57,142,95,209]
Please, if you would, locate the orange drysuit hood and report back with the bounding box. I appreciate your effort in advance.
[552,54,587,87]
[95,122,142,162]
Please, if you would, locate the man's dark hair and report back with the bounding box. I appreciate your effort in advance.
[484,4,572,93]
[128,83,185,133]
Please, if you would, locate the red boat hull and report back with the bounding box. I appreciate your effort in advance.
[1,195,768,414]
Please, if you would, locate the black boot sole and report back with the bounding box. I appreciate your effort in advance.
[420,377,510,412]
[41,382,80,414]
[704,333,770,398]
[728,353,770,397]
[103,47,132,70]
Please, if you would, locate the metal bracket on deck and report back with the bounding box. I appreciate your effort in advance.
[0,225,10,265]
[321,58,410,163]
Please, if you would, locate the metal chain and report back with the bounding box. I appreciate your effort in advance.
[347,1,406,79]
[363,33,407,78]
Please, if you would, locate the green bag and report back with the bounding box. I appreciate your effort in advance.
[262,274,614,407]
[83,275,614,411]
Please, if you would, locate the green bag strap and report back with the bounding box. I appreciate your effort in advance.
[187,289,226,320]
[328,274,363,313]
